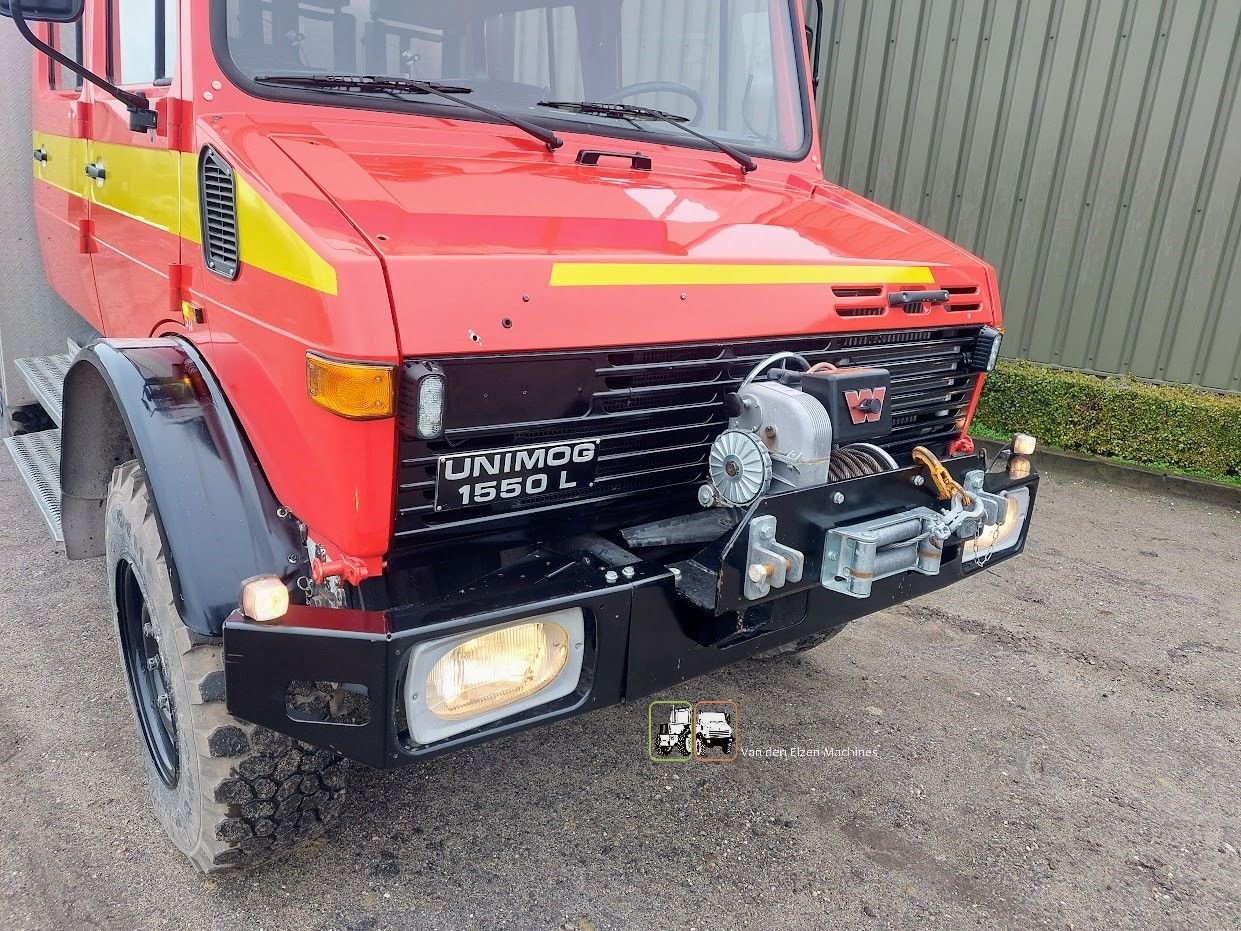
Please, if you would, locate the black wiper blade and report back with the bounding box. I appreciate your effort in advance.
[537,100,757,174]
[256,74,564,152]
[255,73,474,94]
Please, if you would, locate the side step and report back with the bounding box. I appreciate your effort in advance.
[3,430,63,542]
[14,353,72,426]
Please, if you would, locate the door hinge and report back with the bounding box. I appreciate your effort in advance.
[73,99,91,139]
[77,218,95,254]
[156,97,186,149]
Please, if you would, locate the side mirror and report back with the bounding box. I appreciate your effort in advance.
[0,0,84,23]
[3,0,154,131]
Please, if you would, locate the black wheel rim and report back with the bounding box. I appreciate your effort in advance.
[117,563,179,787]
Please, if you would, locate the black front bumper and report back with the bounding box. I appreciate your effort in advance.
[224,454,1038,768]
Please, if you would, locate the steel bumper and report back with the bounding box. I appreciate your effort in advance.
[224,454,1038,768]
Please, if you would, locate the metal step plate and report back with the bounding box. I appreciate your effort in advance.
[3,430,62,542]
[14,354,72,426]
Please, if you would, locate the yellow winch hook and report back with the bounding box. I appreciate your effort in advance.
[912,446,972,507]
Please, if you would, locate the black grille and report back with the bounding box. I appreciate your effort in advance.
[393,327,983,546]
[199,147,239,280]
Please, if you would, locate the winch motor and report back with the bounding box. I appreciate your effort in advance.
[699,352,895,508]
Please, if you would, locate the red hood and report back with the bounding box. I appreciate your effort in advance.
[269,125,998,357]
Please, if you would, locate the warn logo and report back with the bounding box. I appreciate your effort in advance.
[844,387,888,425]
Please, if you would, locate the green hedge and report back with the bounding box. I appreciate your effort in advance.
[974,361,1241,480]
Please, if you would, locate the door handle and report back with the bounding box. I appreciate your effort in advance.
[85,161,106,182]
[33,146,48,163]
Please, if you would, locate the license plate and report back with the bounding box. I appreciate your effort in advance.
[434,439,600,512]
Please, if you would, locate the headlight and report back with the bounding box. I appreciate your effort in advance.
[963,486,1031,561]
[404,608,585,745]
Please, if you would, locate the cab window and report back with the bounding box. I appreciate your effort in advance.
[110,0,177,86]
[222,0,806,157]
[49,20,84,91]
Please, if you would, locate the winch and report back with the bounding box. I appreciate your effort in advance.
[698,351,897,509]
[695,352,1018,603]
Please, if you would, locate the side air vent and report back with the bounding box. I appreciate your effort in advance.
[199,146,239,280]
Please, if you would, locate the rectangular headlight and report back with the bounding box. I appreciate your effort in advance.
[963,486,1031,562]
[404,608,585,745]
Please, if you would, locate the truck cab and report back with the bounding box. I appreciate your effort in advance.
[3,0,1038,872]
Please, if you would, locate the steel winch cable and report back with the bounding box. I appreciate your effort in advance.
[829,445,894,482]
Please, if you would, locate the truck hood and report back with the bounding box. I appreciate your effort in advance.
[270,128,997,357]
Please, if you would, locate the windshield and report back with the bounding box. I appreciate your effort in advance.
[699,713,727,724]
[221,0,809,158]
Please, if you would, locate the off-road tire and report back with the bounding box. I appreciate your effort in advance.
[751,623,847,660]
[106,461,349,872]
[721,738,735,756]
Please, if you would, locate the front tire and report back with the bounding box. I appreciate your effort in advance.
[106,461,348,872]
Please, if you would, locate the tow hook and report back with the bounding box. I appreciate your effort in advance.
[912,446,972,506]
[744,515,805,600]
[311,555,371,586]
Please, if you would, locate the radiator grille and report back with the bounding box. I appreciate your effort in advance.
[199,147,239,281]
[393,327,983,545]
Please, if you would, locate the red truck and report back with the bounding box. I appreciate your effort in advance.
[2,0,1038,872]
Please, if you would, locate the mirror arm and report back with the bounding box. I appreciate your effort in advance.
[808,0,824,93]
[11,0,157,131]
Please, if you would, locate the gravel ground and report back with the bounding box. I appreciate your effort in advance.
[0,463,1237,931]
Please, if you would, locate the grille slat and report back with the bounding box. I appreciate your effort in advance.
[393,327,983,545]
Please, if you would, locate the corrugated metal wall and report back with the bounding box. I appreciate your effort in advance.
[814,0,1241,393]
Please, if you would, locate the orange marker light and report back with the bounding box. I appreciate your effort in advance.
[240,575,290,624]
[306,353,395,420]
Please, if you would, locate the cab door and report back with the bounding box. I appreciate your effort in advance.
[31,15,103,332]
[85,0,182,338]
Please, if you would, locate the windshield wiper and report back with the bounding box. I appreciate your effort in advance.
[255,74,564,152]
[537,100,757,174]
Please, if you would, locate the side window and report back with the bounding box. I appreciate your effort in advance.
[50,21,84,91]
[111,0,177,86]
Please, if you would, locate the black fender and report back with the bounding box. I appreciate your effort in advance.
[60,338,304,637]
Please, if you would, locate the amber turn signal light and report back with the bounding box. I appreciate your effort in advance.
[241,575,290,624]
[306,353,395,420]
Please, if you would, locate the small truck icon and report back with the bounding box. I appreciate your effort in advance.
[654,704,735,758]
[694,710,736,757]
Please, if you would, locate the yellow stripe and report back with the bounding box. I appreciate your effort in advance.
[33,131,88,199]
[549,263,936,288]
[32,132,337,295]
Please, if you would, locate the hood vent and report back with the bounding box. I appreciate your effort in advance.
[199,147,239,281]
